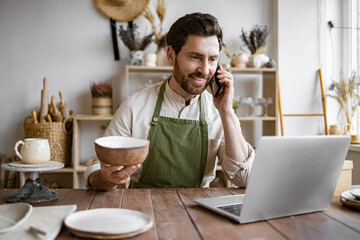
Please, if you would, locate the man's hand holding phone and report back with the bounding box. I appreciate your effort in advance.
[209,65,234,114]
[210,65,224,97]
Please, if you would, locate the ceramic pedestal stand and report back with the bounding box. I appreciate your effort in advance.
[1,161,64,203]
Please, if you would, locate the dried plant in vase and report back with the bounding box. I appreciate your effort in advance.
[119,22,153,65]
[143,0,168,65]
[240,25,271,68]
[222,41,236,67]
[240,25,270,55]
[327,71,360,134]
[90,80,113,115]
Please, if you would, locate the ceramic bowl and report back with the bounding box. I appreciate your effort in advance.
[94,136,150,166]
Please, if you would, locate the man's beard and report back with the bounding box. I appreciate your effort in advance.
[172,58,212,95]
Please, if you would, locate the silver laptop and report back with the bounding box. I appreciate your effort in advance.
[195,135,351,223]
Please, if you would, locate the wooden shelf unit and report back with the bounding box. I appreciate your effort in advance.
[25,67,278,189]
[20,114,113,188]
[126,65,279,147]
[71,114,113,188]
[125,65,279,186]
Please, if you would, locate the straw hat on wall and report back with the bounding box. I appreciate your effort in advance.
[94,0,150,22]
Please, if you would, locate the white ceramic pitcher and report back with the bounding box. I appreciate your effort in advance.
[14,138,51,164]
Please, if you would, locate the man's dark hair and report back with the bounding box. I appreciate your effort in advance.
[166,12,223,54]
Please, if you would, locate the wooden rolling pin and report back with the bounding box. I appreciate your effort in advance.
[39,77,49,123]
[46,114,52,122]
[31,110,38,123]
[59,91,69,118]
[51,96,63,122]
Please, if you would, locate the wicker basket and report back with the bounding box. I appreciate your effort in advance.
[23,116,72,166]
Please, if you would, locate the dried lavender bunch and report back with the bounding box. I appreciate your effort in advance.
[240,25,270,54]
[119,22,154,51]
[91,80,112,98]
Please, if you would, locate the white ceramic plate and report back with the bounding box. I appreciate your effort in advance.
[8,160,61,168]
[0,203,33,233]
[350,189,360,199]
[340,190,360,211]
[64,208,153,239]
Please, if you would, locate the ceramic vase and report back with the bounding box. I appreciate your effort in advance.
[156,47,168,66]
[129,50,144,65]
[234,53,249,68]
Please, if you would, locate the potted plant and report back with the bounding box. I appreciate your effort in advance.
[91,80,113,115]
[240,25,272,68]
[327,71,360,135]
[143,0,168,66]
[119,22,153,65]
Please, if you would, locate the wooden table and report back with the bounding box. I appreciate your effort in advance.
[1,188,360,239]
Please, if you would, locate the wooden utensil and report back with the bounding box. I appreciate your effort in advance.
[51,96,63,122]
[59,91,69,118]
[46,114,52,122]
[39,77,49,123]
[31,110,38,123]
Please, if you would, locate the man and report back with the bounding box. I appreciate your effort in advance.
[85,12,255,190]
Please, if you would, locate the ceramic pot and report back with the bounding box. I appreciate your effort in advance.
[129,50,144,65]
[144,53,157,67]
[234,53,249,68]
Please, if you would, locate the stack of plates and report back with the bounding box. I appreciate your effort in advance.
[340,189,360,210]
[64,208,153,239]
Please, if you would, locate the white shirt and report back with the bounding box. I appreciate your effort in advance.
[85,81,255,188]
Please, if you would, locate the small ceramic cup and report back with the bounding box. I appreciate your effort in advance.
[144,53,157,67]
[14,138,51,164]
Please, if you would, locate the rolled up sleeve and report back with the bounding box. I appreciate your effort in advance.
[84,159,100,189]
[220,143,255,187]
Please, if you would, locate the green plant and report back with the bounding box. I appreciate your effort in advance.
[233,96,242,114]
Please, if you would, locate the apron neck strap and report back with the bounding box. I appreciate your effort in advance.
[152,79,206,123]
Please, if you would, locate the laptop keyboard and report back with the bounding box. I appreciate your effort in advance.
[217,204,243,215]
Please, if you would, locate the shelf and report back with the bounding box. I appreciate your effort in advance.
[76,165,88,172]
[126,65,173,73]
[37,67,278,189]
[74,114,113,121]
[124,66,279,188]
[70,114,113,188]
[229,67,277,73]
[125,65,276,73]
[239,116,276,121]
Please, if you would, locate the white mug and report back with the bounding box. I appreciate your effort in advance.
[14,138,51,164]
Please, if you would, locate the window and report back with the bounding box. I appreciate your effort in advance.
[346,0,360,134]
[357,0,360,134]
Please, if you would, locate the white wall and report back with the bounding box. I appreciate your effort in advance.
[278,0,324,135]
[0,0,347,160]
[0,0,277,159]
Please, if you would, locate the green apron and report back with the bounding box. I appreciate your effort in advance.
[131,80,208,188]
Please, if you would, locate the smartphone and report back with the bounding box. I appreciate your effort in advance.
[210,65,224,97]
